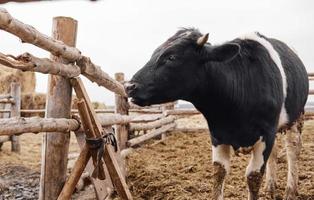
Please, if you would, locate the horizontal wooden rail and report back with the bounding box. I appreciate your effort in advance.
[0,52,81,77]
[0,98,15,104]
[165,109,201,116]
[127,123,176,147]
[0,136,10,143]
[0,8,81,61]
[0,117,80,136]
[0,94,11,99]
[130,116,175,131]
[0,8,126,97]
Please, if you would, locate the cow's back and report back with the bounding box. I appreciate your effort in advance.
[268,38,309,126]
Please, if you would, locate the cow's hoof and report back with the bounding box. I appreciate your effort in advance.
[284,187,297,200]
[265,181,276,199]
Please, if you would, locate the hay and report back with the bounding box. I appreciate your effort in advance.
[0,64,35,94]
[21,93,46,117]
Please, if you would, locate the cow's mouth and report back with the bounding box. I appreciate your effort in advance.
[130,97,152,107]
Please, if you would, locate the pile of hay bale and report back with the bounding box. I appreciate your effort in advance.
[0,64,36,94]
[0,64,106,117]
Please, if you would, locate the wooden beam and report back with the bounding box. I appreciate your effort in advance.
[74,130,113,199]
[0,52,81,77]
[57,146,91,200]
[0,8,81,62]
[0,117,80,136]
[164,109,200,116]
[127,123,176,147]
[39,16,77,200]
[77,57,127,97]
[130,116,175,131]
[10,83,21,152]
[114,73,129,150]
[0,9,126,97]
[0,94,11,99]
[0,98,15,104]
[0,52,127,96]
[71,77,133,200]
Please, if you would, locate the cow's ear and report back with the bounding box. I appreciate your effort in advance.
[207,43,241,62]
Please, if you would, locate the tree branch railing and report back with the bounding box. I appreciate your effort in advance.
[0,8,126,97]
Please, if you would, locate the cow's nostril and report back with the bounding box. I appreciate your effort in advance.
[124,82,137,92]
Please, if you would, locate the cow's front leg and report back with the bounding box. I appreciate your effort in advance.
[212,144,231,200]
[284,121,302,200]
[246,137,273,200]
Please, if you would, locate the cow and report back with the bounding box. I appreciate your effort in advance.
[125,28,309,200]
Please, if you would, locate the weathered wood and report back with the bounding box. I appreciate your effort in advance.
[0,136,10,143]
[174,128,209,133]
[71,77,133,200]
[131,114,164,123]
[0,109,10,113]
[10,83,21,152]
[0,9,81,62]
[0,100,11,149]
[129,108,162,114]
[18,109,115,114]
[0,117,80,136]
[57,146,91,200]
[161,102,175,140]
[0,52,81,77]
[77,57,126,97]
[75,130,113,200]
[165,109,200,116]
[0,9,126,97]
[130,116,175,131]
[0,98,15,104]
[127,123,176,147]
[0,94,11,99]
[39,17,77,200]
[114,73,129,150]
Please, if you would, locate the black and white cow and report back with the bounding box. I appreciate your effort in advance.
[125,28,309,200]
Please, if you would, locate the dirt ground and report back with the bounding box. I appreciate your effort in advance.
[0,115,313,200]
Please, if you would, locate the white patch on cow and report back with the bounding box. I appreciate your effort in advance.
[238,33,289,127]
[245,137,266,176]
[212,144,231,173]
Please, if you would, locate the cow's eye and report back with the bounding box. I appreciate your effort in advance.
[168,55,176,61]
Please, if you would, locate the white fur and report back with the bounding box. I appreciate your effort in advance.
[239,33,289,127]
[212,144,231,173]
[212,144,231,200]
[245,137,266,176]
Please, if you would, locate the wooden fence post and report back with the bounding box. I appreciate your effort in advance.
[114,73,129,150]
[10,82,21,152]
[39,17,77,200]
[161,102,175,140]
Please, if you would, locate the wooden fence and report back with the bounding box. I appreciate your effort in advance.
[0,8,314,200]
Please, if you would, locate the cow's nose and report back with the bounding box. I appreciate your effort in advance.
[124,82,137,95]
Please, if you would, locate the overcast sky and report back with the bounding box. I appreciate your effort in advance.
[0,0,313,105]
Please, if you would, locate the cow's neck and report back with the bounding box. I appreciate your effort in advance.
[186,61,242,123]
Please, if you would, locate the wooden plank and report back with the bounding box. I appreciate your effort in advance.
[74,130,113,200]
[71,77,133,200]
[57,146,91,200]
[10,83,21,152]
[39,16,77,200]
[127,123,176,147]
[114,73,129,150]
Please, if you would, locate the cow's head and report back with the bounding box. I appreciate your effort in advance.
[126,28,240,106]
